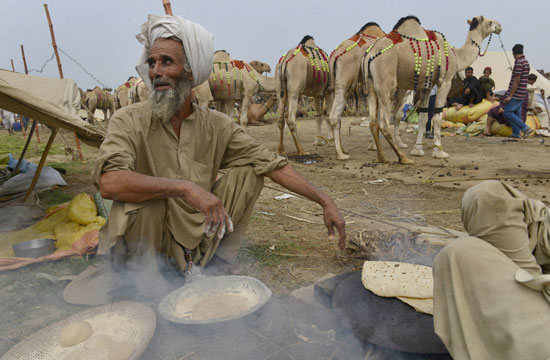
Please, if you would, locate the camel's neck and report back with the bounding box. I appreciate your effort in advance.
[455,29,484,71]
[258,74,277,92]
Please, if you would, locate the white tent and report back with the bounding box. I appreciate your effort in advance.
[0,69,104,147]
[469,51,550,95]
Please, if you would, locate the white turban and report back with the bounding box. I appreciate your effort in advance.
[136,14,213,88]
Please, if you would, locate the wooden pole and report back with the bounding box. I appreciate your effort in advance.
[22,45,41,143]
[14,45,38,174]
[162,0,173,15]
[44,3,83,160]
[24,3,72,200]
[44,4,63,79]
[9,59,27,137]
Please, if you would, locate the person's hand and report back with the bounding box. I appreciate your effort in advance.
[322,199,347,250]
[503,96,512,104]
[464,88,471,95]
[182,182,233,239]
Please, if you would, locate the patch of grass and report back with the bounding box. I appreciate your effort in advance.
[38,188,73,208]
[46,160,95,175]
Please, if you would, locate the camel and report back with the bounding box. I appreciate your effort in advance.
[85,86,115,122]
[130,78,150,104]
[364,15,501,163]
[208,50,276,129]
[276,35,330,155]
[327,22,386,160]
[249,60,271,74]
[247,95,277,125]
[114,77,138,109]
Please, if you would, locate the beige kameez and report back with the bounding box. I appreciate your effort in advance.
[93,101,287,272]
[433,180,550,359]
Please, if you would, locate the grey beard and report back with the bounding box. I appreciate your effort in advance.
[150,77,193,122]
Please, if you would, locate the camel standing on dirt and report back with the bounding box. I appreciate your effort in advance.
[364,15,501,163]
[276,36,330,155]
[85,86,115,122]
[208,50,276,129]
[114,77,138,109]
[328,22,386,160]
[247,95,277,125]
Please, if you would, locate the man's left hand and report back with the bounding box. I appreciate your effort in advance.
[322,200,347,250]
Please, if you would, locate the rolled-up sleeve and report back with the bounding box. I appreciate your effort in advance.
[221,122,288,176]
[92,112,137,188]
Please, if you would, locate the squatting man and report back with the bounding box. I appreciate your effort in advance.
[92,15,346,297]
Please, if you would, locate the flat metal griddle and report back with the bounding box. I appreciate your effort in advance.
[332,271,448,354]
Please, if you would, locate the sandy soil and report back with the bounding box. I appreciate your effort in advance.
[0,116,549,357]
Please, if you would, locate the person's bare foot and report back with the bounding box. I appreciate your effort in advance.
[482,132,492,136]
[455,104,464,111]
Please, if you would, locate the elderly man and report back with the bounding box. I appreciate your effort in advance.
[433,181,550,359]
[88,15,345,297]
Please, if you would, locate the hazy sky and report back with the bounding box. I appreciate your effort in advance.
[1,0,548,90]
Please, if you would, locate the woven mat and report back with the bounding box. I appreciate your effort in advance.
[1,301,155,360]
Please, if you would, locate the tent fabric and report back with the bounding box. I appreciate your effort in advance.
[0,69,105,147]
[469,51,550,95]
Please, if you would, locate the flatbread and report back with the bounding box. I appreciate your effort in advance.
[397,296,434,315]
[361,261,433,299]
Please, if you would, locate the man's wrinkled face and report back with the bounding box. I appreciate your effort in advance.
[465,69,473,78]
[147,38,193,121]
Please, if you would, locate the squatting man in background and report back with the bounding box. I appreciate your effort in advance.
[64,15,346,303]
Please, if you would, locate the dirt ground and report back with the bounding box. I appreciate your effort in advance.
[0,117,549,357]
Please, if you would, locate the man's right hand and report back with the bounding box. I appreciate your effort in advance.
[182,181,233,240]
[503,96,512,104]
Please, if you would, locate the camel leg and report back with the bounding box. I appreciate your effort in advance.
[277,95,286,154]
[370,119,387,163]
[378,92,414,165]
[313,97,327,146]
[366,81,379,152]
[287,94,308,155]
[393,89,410,149]
[239,95,252,131]
[327,88,349,160]
[431,82,452,159]
[411,92,430,156]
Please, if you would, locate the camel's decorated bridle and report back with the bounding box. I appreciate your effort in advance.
[471,33,492,57]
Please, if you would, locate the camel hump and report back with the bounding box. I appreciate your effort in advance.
[393,15,421,30]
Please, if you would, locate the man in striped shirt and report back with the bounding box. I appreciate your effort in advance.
[503,44,534,139]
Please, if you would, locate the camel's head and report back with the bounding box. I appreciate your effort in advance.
[467,16,502,37]
[299,35,316,47]
[249,60,271,74]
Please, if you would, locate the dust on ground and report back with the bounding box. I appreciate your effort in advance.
[0,117,548,355]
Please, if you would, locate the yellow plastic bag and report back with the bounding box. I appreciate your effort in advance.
[491,115,540,137]
[0,193,105,257]
[443,99,499,124]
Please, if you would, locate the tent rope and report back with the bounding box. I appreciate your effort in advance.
[56,45,108,88]
[28,53,55,74]
[497,34,513,70]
